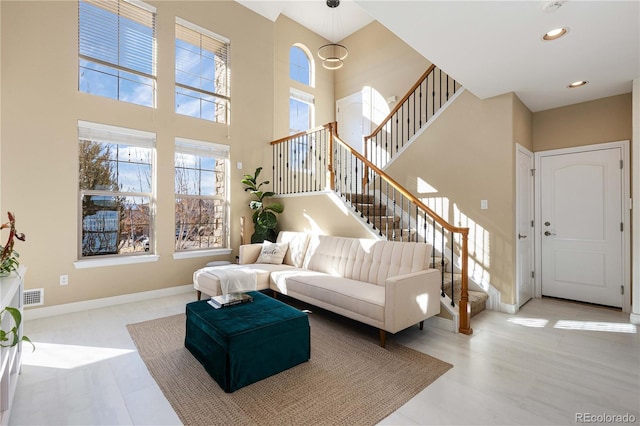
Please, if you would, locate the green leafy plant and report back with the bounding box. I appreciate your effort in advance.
[0,307,34,350]
[0,212,25,276]
[0,212,33,351]
[241,167,284,243]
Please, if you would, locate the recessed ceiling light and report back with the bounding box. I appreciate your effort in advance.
[568,80,588,88]
[542,27,568,41]
[542,1,565,12]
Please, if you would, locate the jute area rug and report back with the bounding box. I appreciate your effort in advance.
[127,303,452,426]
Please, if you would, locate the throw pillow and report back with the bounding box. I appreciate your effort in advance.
[256,241,289,265]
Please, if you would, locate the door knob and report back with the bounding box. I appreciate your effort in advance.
[518,234,527,239]
[544,231,556,236]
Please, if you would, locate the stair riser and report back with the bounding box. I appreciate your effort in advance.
[353,204,387,215]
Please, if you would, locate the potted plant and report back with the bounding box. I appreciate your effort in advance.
[0,212,34,350]
[241,167,284,243]
[0,212,25,277]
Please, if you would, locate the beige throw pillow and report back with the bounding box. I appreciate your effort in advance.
[256,241,289,265]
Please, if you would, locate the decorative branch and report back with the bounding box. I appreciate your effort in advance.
[0,212,26,275]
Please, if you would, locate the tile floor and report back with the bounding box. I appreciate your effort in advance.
[9,293,640,425]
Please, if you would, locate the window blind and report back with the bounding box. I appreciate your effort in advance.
[79,0,157,78]
[78,120,156,148]
[175,17,230,99]
[175,138,230,159]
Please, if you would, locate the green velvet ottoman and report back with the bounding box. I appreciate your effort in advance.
[185,291,310,393]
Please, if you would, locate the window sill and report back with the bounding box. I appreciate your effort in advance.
[172,248,232,260]
[74,255,160,269]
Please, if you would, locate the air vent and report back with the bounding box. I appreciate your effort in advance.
[23,288,44,307]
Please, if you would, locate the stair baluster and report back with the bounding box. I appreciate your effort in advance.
[271,91,474,334]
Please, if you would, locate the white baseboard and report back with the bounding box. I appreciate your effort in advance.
[24,284,194,320]
[424,315,457,333]
[630,312,640,325]
[499,301,519,314]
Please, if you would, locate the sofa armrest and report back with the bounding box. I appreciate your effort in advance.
[239,243,262,264]
[384,269,441,333]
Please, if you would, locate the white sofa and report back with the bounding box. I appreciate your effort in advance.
[193,231,441,346]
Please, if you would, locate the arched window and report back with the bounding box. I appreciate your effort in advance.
[289,45,312,86]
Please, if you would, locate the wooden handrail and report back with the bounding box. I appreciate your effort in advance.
[268,121,472,335]
[330,123,467,235]
[329,122,472,335]
[364,64,436,142]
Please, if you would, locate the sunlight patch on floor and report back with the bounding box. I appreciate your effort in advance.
[22,342,136,369]
[507,317,636,333]
[507,317,549,328]
[553,320,637,334]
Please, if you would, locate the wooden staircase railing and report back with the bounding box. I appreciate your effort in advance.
[364,65,461,170]
[271,122,472,335]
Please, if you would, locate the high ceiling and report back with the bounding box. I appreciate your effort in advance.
[235,0,640,112]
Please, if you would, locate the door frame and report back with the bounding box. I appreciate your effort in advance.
[516,144,535,308]
[534,140,630,312]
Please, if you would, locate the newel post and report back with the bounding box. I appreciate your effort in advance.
[327,122,336,191]
[458,230,473,335]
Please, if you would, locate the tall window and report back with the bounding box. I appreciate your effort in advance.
[175,139,229,251]
[78,121,156,258]
[290,88,314,134]
[290,45,311,86]
[175,18,231,124]
[78,0,157,107]
[289,89,314,168]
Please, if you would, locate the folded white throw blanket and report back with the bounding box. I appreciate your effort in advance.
[209,267,257,294]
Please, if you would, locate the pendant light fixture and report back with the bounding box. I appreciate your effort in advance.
[317,0,348,70]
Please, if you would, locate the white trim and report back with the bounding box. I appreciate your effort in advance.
[423,314,456,333]
[499,302,519,315]
[437,296,459,333]
[78,120,156,148]
[534,140,631,312]
[630,313,640,325]
[515,143,535,309]
[24,284,193,320]
[290,87,315,105]
[484,285,503,312]
[631,78,640,325]
[175,138,230,159]
[74,255,159,269]
[175,17,229,44]
[124,0,156,14]
[173,248,232,260]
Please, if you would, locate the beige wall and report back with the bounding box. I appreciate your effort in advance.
[384,90,517,303]
[276,193,379,239]
[334,21,430,107]
[273,15,335,139]
[0,1,3,219]
[513,95,533,151]
[1,1,278,307]
[532,93,632,152]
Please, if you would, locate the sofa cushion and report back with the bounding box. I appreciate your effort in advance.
[256,241,288,264]
[276,231,310,268]
[357,240,432,285]
[194,264,295,297]
[284,273,385,323]
[304,235,432,286]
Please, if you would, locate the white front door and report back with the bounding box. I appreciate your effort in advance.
[336,92,366,154]
[516,145,535,307]
[539,146,624,307]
